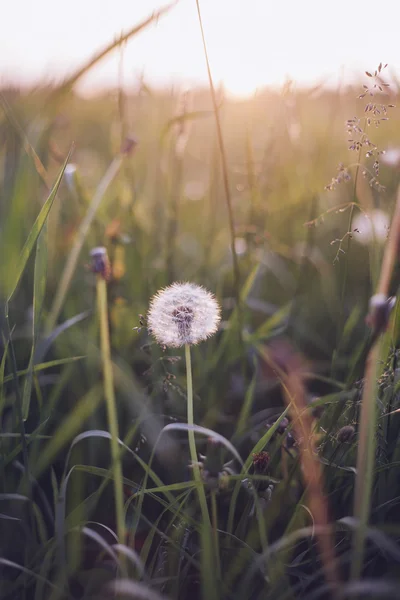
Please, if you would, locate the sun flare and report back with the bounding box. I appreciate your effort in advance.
[0,0,399,94]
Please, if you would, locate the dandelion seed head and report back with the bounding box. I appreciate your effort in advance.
[147,282,221,347]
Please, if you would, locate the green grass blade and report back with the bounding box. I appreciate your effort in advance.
[6,149,71,303]
[34,385,102,477]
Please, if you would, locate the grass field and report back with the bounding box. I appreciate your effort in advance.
[1,8,400,600]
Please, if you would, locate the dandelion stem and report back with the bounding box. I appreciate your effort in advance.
[185,344,208,519]
[185,343,216,600]
[96,275,125,546]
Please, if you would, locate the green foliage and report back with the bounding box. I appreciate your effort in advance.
[1,42,400,600]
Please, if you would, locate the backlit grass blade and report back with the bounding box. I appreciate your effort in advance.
[6,149,71,304]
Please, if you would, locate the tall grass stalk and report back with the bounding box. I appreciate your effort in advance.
[332,121,366,377]
[194,0,242,333]
[96,272,125,546]
[351,185,400,580]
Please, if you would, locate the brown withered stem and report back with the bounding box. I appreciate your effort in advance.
[262,341,339,593]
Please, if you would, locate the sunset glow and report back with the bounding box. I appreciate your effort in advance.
[1,0,399,96]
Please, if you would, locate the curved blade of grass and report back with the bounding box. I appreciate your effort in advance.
[107,579,168,600]
[112,544,146,579]
[36,311,90,362]
[34,385,103,477]
[161,422,243,465]
[2,356,85,384]
[0,558,65,596]
[6,148,71,304]
[77,525,120,565]
[63,431,176,502]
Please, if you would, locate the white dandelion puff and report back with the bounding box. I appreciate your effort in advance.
[147,282,221,347]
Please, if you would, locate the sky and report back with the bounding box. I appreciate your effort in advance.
[0,0,399,97]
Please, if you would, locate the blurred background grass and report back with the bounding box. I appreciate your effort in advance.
[1,29,400,598]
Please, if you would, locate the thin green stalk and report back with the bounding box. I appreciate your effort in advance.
[96,276,125,545]
[333,121,366,372]
[165,150,184,283]
[351,186,400,580]
[46,156,124,332]
[194,1,242,335]
[340,119,366,310]
[185,343,217,600]
[351,340,380,580]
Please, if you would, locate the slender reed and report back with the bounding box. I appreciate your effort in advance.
[92,248,125,545]
[194,1,242,330]
[351,185,400,579]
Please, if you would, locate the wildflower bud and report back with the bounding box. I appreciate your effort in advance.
[366,294,396,337]
[337,425,355,443]
[121,135,138,156]
[276,417,289,434]
[90,247,111,281]
[252,451,270,473]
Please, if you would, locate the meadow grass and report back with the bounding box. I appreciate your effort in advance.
[1,8,400,599]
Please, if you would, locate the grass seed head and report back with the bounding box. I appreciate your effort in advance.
[147,282,220,347]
